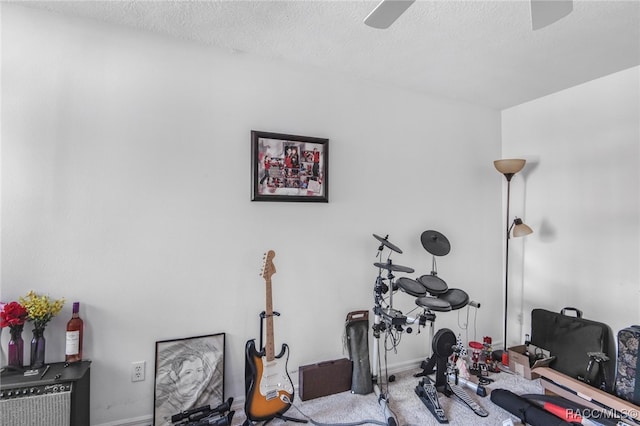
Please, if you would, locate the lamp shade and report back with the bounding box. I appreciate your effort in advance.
[494,159,526,175]
[512,218,533,238]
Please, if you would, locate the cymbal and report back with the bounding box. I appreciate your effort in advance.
[373,262,415,273]
[373,234,403,254]
[420,230,451,256]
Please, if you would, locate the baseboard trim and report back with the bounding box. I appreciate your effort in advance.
[385,357,423,375]
[93,414,152,426]
[95,358,425,426]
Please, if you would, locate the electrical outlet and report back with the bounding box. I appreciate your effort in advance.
[131,361,145,382]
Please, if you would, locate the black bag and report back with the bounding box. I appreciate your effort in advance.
[345,310,373,395]
[615,325,640,404]
[530,307,616,393]
[490,389,573,426]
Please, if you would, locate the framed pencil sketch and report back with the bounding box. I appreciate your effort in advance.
[251,130,329,202]
[153,333,225,426]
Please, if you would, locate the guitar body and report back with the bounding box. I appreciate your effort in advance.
[244,338,294,421]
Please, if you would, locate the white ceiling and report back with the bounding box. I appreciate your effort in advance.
[16,0,640,109]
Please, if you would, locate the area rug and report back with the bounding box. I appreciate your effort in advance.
[234,368,544,425]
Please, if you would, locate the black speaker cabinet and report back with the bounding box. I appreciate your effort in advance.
[0,360,90,426]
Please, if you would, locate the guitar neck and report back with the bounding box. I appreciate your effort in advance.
[265,277,276,361]
[260,249,277,362]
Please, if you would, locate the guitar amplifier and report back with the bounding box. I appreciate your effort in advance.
[0,361,91,426]
[299,358,352,401]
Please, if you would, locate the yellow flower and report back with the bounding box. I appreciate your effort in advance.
[19,290,65,330]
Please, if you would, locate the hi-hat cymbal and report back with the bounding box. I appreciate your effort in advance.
[420,230,451,256]
[373,234,403,254]
[373,262,415,273]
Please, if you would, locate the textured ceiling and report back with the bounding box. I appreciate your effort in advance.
[16,0,640,109]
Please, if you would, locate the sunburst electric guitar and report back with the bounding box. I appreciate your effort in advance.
[244,250,294,421]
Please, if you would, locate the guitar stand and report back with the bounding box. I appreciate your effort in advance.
[258,310,280,350]
[242,312,307,426]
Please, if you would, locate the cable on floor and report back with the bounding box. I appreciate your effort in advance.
[282,395,387,426]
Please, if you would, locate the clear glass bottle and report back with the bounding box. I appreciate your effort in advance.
[65,302,83,363]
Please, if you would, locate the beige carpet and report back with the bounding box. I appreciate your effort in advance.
[234,368,544,425]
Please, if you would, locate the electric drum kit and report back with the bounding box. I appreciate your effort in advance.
[372,231,470,326]
[371,232,487,425]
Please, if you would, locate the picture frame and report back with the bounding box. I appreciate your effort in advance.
[153,333,225,426]
[251,130,329,202]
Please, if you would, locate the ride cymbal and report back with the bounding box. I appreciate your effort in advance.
[373,234,403,254]
[420,230,451,256]
[373,262,415,273]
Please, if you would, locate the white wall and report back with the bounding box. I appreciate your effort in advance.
[1,5,503,424]
[501,67,640,346]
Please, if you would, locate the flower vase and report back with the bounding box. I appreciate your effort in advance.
[8,326,24,368]
[30,327,46,369]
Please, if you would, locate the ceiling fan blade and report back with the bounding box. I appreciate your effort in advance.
[530,0,573,30]
[364,0,416,29]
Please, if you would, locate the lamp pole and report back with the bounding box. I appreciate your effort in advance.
[494,158,529,355]
[503,173,514,352]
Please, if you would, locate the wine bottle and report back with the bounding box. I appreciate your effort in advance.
[65,302,83,363]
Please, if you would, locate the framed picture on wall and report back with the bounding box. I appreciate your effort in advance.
[153,333,225,426]
[251,130,329,202]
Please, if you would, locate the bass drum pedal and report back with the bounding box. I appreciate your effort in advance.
[416,328,489,421]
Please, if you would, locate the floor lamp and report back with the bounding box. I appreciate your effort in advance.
[494,159,533,354]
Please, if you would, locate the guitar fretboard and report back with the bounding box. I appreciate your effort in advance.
[265,276,275,361]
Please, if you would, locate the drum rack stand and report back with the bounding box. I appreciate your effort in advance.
[370,263,432,426]
[371,291,399,426]
[371,271,485,425]
[370,313,440,426]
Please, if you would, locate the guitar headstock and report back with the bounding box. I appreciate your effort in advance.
[260,250,276,280]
